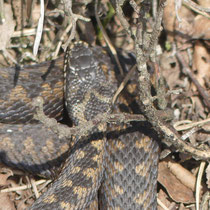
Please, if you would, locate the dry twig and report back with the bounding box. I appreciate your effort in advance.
[196,161,206,210]
[33,96,146,140]
[183,0,210,19]
[111,0,210,160]
[95,0,124,76]
[176,51,210,109]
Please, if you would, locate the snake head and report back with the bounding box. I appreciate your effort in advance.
[64,42,116,124]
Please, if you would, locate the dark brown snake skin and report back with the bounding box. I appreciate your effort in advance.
[0,42,159,209]
[0,57,64,124]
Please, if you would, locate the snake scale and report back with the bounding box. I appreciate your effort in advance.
[0,42,159,209]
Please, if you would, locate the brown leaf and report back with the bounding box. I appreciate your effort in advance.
[0,168,13,186]
[0,168,15,210]
[0,194,15,210]
[167,160,197,191]
[197,0,210,8]
[158,160,195,203]
[192,41,210,89]
[158,189,177,209]
[163,0,194,44]
[193,15,210,40]
[163,0,176,42]
[160,52,180,90]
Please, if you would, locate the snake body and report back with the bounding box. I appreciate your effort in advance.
[0,43,159,209]
[0,57,64,123]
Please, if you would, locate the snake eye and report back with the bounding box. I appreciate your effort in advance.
[79,55,91,69]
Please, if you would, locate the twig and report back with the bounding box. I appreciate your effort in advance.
[0,179,51,193]
[33,0,45,56]
[0,0,5,24]
[53,23,72,59]
[174,118,210,131]
[112,64,137,104]
[176,51,210,109]
[196,161,206,210]
[200,191,210,210]
[33,95,210,160]
[183,0,210,19]
[135,0,166,128]
[152,0,158,18]
[159,122,210,160]
[30,178,40,198]
[145,0,166,60]
[2,49,18,65]
[180,126,200,141]
[115,0,133,38]
[12,28,50,37]
[129,0,140,14]
[62,0,90,51]
[95,0,124,76]
[114,0,210,160]
[32,96,146,140]
[175,0,182,22]
[157,198,169,210]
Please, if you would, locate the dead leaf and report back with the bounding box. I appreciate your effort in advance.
[197,0,210,8]
[0,193,15,210]
[163,0,194,44]
[158,160,195,203]
[167,160,197,191]
[192,41,210,89]
[160,52,180,90]
[0,168,13,186]
[163,0,176,42]
[158,189,177,209]
[193,15,210,40]
[0,168,15,210]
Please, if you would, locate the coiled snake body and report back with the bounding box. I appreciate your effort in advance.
[0,43,159,209]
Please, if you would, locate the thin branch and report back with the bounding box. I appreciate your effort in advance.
[196,161,206,210]
[32,97,146,140]
[183,0,210,19]
[174,118,210,131]
[145,0,166,60]
[176,51,210,109]
[33,0,45,56]
[62,0,90,51]
[95,0,124,76]
[114,0,210,160]
[115,0,133,38]
[0,180,51,193]
[112,64,137,104]
[33,96,210,160]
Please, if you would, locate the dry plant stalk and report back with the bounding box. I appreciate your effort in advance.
[112,0,209,160]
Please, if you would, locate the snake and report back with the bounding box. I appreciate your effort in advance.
[0,42,159,209]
